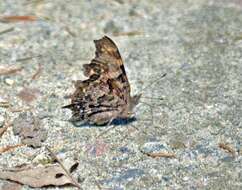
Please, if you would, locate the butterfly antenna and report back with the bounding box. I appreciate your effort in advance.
[137,73,166,101]
[140,97,163,100]
[140,73,167,93]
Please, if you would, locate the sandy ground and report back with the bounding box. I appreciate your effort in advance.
[0,0,242,189]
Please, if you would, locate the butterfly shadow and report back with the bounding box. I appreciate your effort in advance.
[70,117,137,128]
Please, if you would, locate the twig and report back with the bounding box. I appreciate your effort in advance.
[9,107,33,113]
[141,151,176,158]
[0,15,38,23]
[0,27,14,35]
[16,55,41,62]
[0,144,25,154]
[0,113,11,138]
[218,143,236,157]
[0,126,8,138]
[31,63,42,80]
[65,26,76,37]
[113,31,143,37]
[46,146,82,189]
[92,176,102,190]
[23,0,45,6]
[0,101,10,108]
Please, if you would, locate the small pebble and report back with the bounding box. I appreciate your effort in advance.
[183,176,189,181]
[141,142,170,154]
[32,152,48,164]
[5,78,14,85]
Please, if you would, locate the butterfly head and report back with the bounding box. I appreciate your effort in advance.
[128,94,141,112]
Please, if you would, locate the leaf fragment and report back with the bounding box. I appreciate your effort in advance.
[12,112,47,148]
[0,164,78,188]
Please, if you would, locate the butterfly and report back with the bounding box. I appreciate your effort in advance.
[63,36,141,125]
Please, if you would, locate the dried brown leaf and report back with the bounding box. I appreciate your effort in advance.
[0,164,78,188]
[218,143,236,157]
[0,144,24,154]
[1,181,22,190]
[17,87,40,103]
[12,112,47,148]
[0,66,23,75]
[46,147,81,189]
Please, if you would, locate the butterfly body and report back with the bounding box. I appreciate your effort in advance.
[63,36,140,125]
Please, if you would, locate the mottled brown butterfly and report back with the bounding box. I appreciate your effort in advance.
[63,36,141,125]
